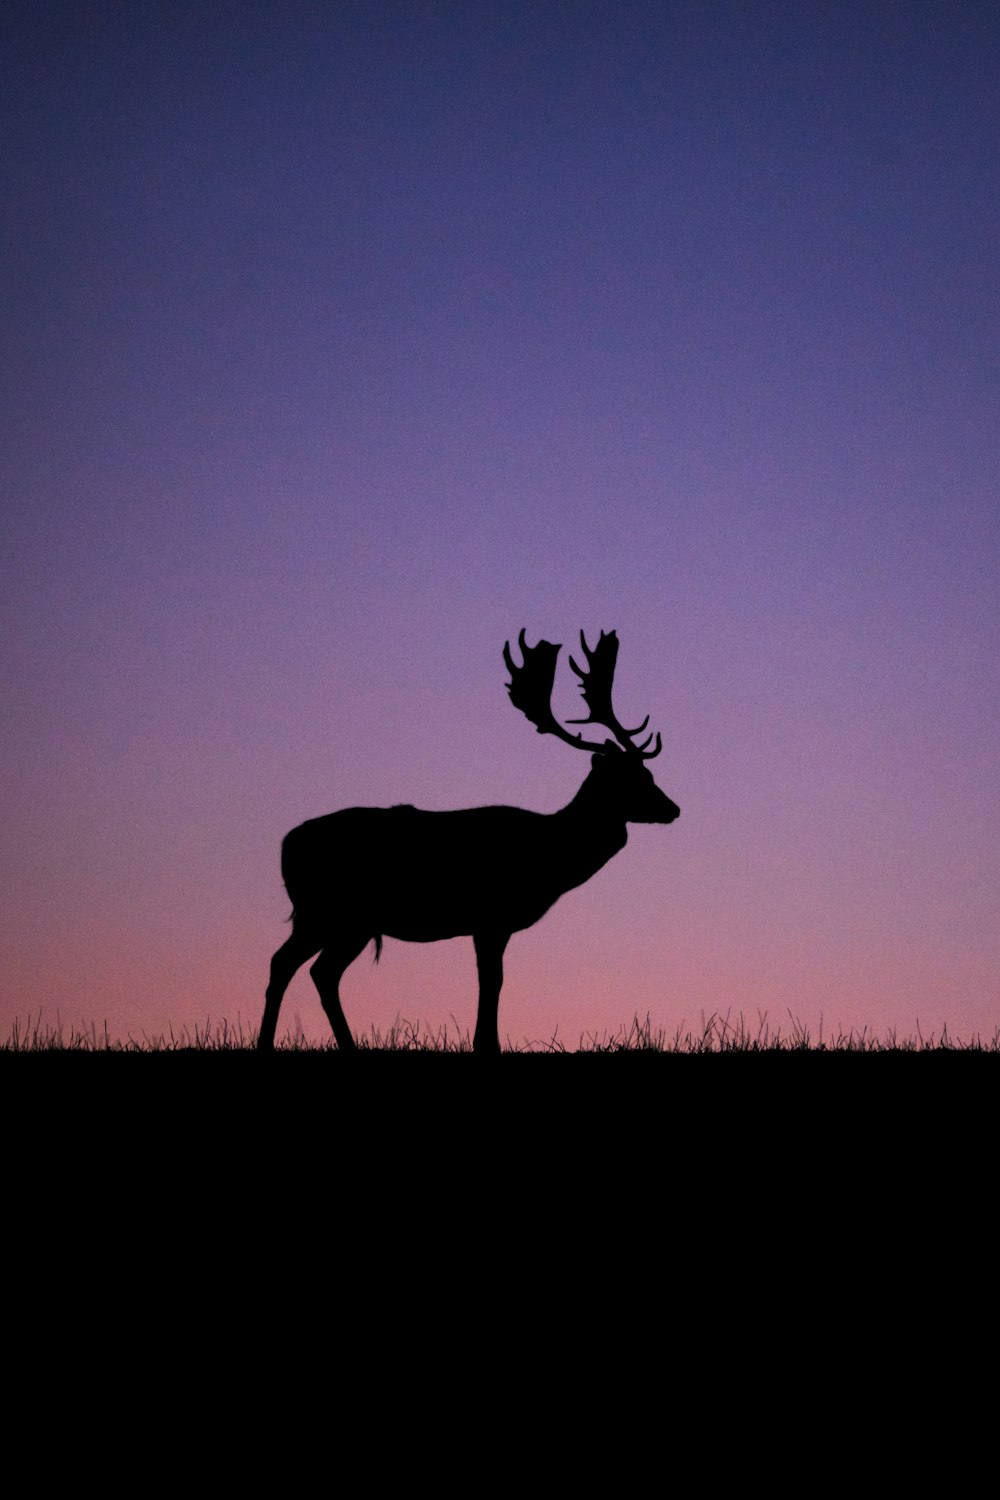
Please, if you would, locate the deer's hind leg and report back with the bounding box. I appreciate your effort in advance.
[310,932,373,1053]
[259,926,322,1051]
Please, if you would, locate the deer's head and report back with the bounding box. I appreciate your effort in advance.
[503,629,680,825]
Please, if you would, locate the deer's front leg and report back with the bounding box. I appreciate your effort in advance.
[473,931,508,1055]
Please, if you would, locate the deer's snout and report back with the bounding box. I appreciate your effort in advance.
[658,796,680,824]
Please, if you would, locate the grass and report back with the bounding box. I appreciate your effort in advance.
[3,1010,999,1053]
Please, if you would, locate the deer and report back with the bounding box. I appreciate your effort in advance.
[258,630,679,1054]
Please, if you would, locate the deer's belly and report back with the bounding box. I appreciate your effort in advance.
[377,883,560,942]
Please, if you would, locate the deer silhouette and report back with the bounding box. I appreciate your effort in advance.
[258,630,679,1053]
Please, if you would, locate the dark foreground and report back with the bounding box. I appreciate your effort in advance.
[6,1041,993,1153]
[7,1018,993,1178]
[6,1041,993,1292]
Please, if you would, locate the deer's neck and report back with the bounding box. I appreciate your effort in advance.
[549,773,628,887]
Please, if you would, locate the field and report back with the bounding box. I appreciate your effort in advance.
[5,1008,993,1241]
[5,1010,997,1053]
[5,1009,994,1146]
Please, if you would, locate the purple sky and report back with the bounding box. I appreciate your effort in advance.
[3,1,998,1046]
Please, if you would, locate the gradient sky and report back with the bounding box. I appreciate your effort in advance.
[2,1,998,1046]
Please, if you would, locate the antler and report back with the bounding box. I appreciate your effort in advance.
[503,630,607,752]
[567,630,662,759]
